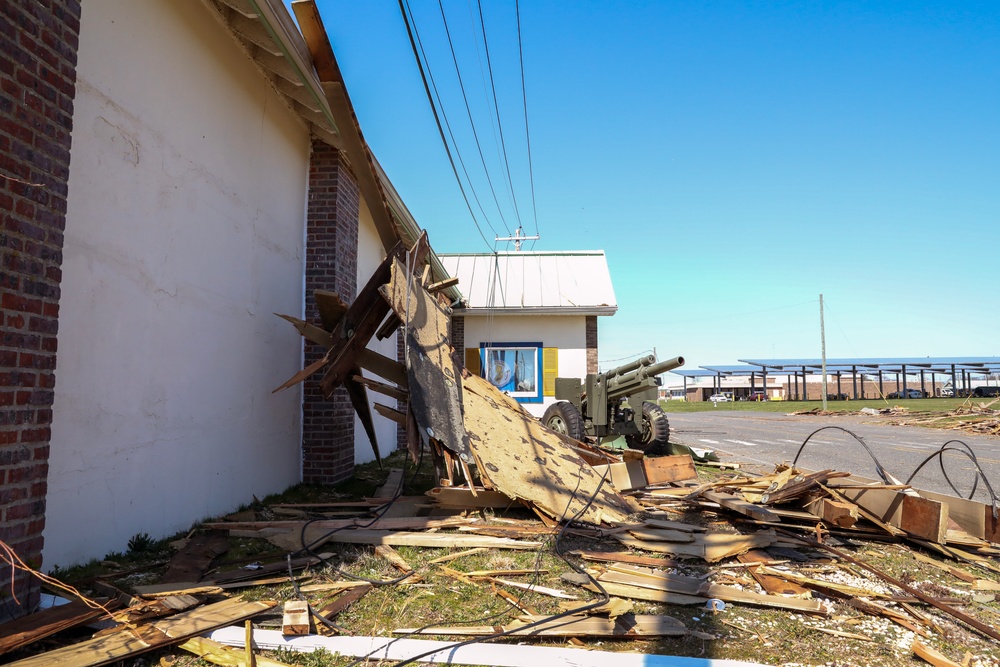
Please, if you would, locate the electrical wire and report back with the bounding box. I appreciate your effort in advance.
[398,0,495,250]
[476,0,524,230]
[386,463,614,667]
[515,0,540,247]
[791,426,895,485]
[905,440,999,511]
[436,0,512,237]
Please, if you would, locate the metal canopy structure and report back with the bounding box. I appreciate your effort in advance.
[736,357,1000,400]
[670,357,1000,401]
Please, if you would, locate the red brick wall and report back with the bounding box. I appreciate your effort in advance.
[585,316,598,374]
[1,0,80,620]
[302,141,359,484]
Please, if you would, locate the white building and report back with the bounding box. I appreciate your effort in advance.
[440,251,617,418]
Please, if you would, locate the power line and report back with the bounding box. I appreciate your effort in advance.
[398,0,495,249]
[515,0,539,247]
[477,0,524,230]
[436,0,512,236]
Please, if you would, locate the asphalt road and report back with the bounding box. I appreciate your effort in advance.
[667,409,1000,503]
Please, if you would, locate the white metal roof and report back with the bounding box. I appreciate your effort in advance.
[439,251,617,316]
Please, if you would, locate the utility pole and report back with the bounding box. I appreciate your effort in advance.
[495,226,539,251]
[820,294,827,411]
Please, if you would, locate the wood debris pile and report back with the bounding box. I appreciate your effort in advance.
[5,234,1000,667]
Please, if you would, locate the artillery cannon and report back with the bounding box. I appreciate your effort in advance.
[541,355,684,453]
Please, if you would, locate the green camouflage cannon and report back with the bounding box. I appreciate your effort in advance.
[541,355,685,453]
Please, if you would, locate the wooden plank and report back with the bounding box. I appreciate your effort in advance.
[357,348,408,388]
[426,487,521,509]
[314,289,348,332]
[315,584,372,619]
[0,600,106,655]
[837,485,948,543]
[701,583,827,614]
[699,490,782,523]
[274,313,333,349]
[383,256,471,462]
[351,374,407,402]
[373,403,406,425]
[345,371,380,463]
[266,529,541,552]
[561,572,707,605]
[426,276,459,293]
[461,372,635,525]
[737,550,811,597]
[570,550,679,569]
[375,469,404,498]
[159,533,229,585]
[5,598,275,667]
[642,455,697,485]
[616,531,775,563]
[811,498,859,528]
[394,613,687,638]
[281,601,311,636]
[592,460,647,492]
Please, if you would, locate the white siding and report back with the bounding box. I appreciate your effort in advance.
[46,0,309,568]
[462,315,588,418]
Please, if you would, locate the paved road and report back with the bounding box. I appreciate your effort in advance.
[667,409,1000,503]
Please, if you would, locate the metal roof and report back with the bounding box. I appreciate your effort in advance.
[739,357,1000,375]
[700,365,766,375]
[671,370,719,378]
[440,251,618,316]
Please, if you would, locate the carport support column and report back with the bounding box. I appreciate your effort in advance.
[951,365,957,397]
[878,371,884,397]
[801,367,807,401]
[303,142,360,484]
[920,370,926,397]
[902,365,907,396]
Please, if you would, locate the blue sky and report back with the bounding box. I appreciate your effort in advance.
[311,1,999,370]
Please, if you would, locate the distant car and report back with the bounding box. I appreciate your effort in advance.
[941,388,954,397]
[887,389,925,399]
[747,391,768,402]
[709,393,732,402]
[972,386,1000,398]
[826,393,848,401]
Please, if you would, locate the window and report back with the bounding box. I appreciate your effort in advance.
[480,342,542,403]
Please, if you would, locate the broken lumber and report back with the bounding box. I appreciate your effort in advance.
[0,599,107,655]
[179,636,293,667]
[5,598,276,667]
[394,613,687,638]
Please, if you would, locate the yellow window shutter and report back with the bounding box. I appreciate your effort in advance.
[543,347,559,396]
[465,348,482,376]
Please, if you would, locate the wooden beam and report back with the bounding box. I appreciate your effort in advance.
[358,348,407,388]
[427,276,459,293]
[350,375,407,402]
[373,403,406,426]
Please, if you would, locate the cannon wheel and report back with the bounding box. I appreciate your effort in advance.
[627,401,670,454]
[541,401,584,441]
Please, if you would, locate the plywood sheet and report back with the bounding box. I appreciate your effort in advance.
[461,373,635,525]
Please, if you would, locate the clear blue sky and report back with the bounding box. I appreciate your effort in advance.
[311,1,1000,370]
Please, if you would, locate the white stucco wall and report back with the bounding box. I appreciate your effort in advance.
[462,315,588,418]
[46,0,309,568]
[355,201,399,464]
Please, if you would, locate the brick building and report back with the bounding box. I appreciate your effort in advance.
[0,0,452,618]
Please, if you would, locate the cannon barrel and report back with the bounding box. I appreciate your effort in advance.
[603,355,685,393]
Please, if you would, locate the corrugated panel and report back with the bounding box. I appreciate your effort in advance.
[440,251,617,313]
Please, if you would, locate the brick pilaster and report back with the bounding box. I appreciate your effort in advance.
[0,0,80,620]
[302,141,359,484]
[585,316,598,374]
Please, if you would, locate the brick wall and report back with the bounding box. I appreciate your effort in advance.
[585,316,598,374]
[302,141,359,484]
[0,0,80,620]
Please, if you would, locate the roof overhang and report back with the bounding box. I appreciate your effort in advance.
[201,0,461,301]
[456,306,618,317]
